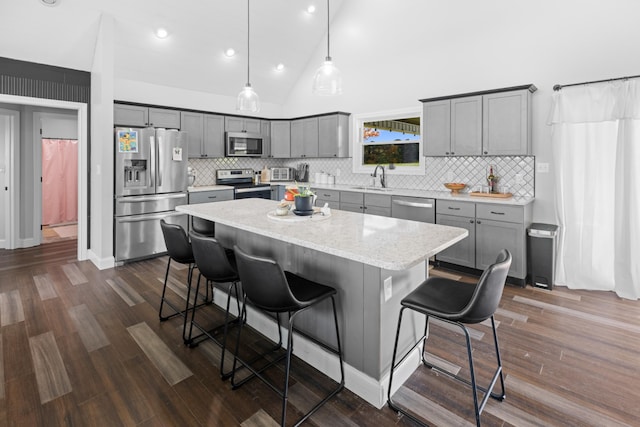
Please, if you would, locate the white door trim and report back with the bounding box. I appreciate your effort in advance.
[0,108,19,249]
[0,94,88,261]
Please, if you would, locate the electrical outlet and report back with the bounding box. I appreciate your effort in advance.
[383,277,393,302]
[515,173,524,184]
[537,162,550,173]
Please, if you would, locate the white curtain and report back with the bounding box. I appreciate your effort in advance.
[549,80,640,300]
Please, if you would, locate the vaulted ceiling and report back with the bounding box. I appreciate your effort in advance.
[0,0,344,105]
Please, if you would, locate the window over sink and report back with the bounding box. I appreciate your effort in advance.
[352,107,424,175]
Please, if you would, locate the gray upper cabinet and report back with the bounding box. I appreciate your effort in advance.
[423,96,482,156]
[290,117,319,158]
[423,100,451,156]
[318,113,350,158]
[224,116,261,133]
[260,120,271,158]
[421,85,535,157]
[482,89,531,155]
[269,121,291,158]
[451,96,483,156]
[114,105,180,129]
[181,112,224,158]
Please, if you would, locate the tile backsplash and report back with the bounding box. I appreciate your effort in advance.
[189,155,535,198]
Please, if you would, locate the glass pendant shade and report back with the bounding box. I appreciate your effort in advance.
[236,0,260,112]
[236,83,260,112]
[312,0,342,96]
[312,57,342,95]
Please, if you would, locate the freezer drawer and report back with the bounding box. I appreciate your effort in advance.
[114,210,187,263]
[115,192,188,216]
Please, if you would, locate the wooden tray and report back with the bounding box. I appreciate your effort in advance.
[469,192,513,198]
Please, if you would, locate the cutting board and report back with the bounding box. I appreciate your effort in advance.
[469,192,513,198]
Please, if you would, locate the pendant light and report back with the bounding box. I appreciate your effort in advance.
[312,0,342,95]
[236,0,260,112]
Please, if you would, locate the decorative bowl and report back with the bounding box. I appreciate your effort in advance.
[444,183,466,194]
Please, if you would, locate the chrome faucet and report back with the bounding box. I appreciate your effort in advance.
[372,165,387,188]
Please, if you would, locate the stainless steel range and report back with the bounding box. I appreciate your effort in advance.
[216,169,271,199]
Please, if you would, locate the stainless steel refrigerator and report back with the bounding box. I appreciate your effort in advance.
[114,127,188,263]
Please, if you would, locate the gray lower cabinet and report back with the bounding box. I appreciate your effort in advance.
[114,105,181,129]
[436,200,530,280]
[313,188,340,209]
[181,112,225,158]
[435,200,476,267]
[340,191,391,217]
[271,185,286,201]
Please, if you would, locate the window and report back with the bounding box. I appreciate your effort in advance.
[352,108,424,175]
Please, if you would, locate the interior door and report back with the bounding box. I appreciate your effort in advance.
[0,109,18,249]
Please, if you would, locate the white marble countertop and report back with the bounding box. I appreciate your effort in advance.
[177,198,468,271]
[266,181,534,206]
[187,185,234,192]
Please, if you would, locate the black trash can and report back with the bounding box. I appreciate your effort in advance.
[527,223,558,289]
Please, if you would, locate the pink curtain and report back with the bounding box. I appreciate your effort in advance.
[42,139,78,225]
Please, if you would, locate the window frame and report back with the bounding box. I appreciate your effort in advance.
[351,107,424,176]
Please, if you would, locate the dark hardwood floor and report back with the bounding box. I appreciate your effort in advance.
[0,240,639,426]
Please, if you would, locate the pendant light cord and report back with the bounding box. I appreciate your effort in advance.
[326,0,331,61]
[246,0,251,86]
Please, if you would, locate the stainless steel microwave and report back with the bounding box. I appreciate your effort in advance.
[225,132,264,157]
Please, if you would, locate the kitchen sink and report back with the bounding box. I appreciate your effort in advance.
[350,186,392,192]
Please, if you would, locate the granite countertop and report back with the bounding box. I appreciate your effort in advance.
[176,198,468,271]
[187,185,234,192]
[267,181,534,206]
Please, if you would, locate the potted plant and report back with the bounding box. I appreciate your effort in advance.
[293,184,315,212]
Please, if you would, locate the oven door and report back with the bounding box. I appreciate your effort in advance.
[234,186,272,199]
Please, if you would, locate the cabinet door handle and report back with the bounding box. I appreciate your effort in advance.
[448,207,460,211]
[207,196,218,199]
[470,219,474,223]
[477,220,482,224]
[451,152,455,155]
[445,152,450,155]
[490,211,505,215]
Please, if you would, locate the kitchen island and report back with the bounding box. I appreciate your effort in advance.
[177,198,468,407]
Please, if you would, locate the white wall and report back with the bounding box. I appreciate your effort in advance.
[114,78,284,118]
[282,0,640,223]
[40,113,78,139]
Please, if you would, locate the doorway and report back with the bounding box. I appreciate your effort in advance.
[0,95,87,261]
[37,112,79,245]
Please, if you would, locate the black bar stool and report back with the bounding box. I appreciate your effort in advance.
[387,249,512,427]
[159,219,212,342]
[191,216,215,237]
[231,245,345,427]
[187,232,242,378]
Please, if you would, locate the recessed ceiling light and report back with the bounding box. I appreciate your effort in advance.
[275,63,285,71]
[40,0,60,6]
[225,48,236,57]
[155,28,169,39]
[307,5,316,14]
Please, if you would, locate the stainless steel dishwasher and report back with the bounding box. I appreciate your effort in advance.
[391,195,435,223]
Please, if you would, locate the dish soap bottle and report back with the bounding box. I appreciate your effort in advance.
[487,165,497,193]
[261,166,270,183]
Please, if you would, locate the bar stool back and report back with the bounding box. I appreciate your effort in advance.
[388,249,512,427]
[159,220,209,342]
[188,232,241,378]
[232,245,345,427]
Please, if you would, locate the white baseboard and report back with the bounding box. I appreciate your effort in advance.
[212,288,421,409]
[88,250,115,270]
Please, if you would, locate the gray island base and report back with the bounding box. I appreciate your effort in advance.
[177,199,468,407]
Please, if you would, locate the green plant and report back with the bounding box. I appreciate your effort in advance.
[293,182,314,197]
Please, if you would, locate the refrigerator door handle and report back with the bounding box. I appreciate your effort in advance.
[157,135,163,187]
[116,193,187,203]
[116,211,185,223]
[149,134,156,189]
